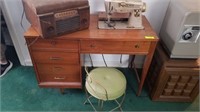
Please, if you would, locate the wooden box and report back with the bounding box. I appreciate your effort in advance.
[148,44,200,102]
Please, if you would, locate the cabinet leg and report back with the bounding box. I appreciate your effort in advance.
[60,88,65,94]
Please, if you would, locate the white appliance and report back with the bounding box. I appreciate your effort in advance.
[160,0,200,59]
[104,0,146,29]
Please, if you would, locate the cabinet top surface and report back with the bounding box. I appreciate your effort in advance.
[24,14,159,41]
[157,43,200,67]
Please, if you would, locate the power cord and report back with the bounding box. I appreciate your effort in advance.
[89,54,94,68]
[101,54,108,67]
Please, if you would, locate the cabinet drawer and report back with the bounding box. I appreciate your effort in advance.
[28,39,78,51]
[80,40,150,54]
[36,64,80,82]
[32,51,79,64]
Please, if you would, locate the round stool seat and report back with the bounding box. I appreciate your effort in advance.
[85,67,126,101]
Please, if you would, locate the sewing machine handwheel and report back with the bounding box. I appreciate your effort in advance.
[142,2,146,12]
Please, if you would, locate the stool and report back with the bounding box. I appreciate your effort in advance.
[84,67,127,111]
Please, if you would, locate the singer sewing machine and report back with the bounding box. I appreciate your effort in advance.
[98,0,146,29]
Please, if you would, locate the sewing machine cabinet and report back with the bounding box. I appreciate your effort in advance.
[24,15,159,96]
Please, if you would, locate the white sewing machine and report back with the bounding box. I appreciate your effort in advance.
[98,0,146,29]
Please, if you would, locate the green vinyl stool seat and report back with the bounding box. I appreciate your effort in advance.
[84,67,127,111]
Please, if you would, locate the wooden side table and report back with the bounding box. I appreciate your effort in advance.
[148,43,199,102]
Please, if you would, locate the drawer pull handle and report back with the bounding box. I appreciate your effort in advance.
[134,44,140,48]
[50,57,62,60]
[54,67,63,70]
[90,44,95,48]
[54,77,65,80]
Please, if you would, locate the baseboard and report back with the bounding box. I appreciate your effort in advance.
[23,59,33,66]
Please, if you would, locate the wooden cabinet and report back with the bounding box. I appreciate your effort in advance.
[148,44,200,102]
[26,38,82,88]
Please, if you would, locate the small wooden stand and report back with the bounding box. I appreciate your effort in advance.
[148,43,200,102]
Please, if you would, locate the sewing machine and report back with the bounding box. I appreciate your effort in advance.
[98,0,146,29]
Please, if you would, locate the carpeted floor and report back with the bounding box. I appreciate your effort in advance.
[0,46,199,111]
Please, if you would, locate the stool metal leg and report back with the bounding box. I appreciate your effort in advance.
[84,86,98,111]
[84,86,89,104]
[84,95,98,111]
[100,100,104,110]
[85,88,126,112]
[110,92,126,112]
[98,99,101,107]
[120,92,126,106]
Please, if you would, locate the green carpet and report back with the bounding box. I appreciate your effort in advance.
[0,46,199,111]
